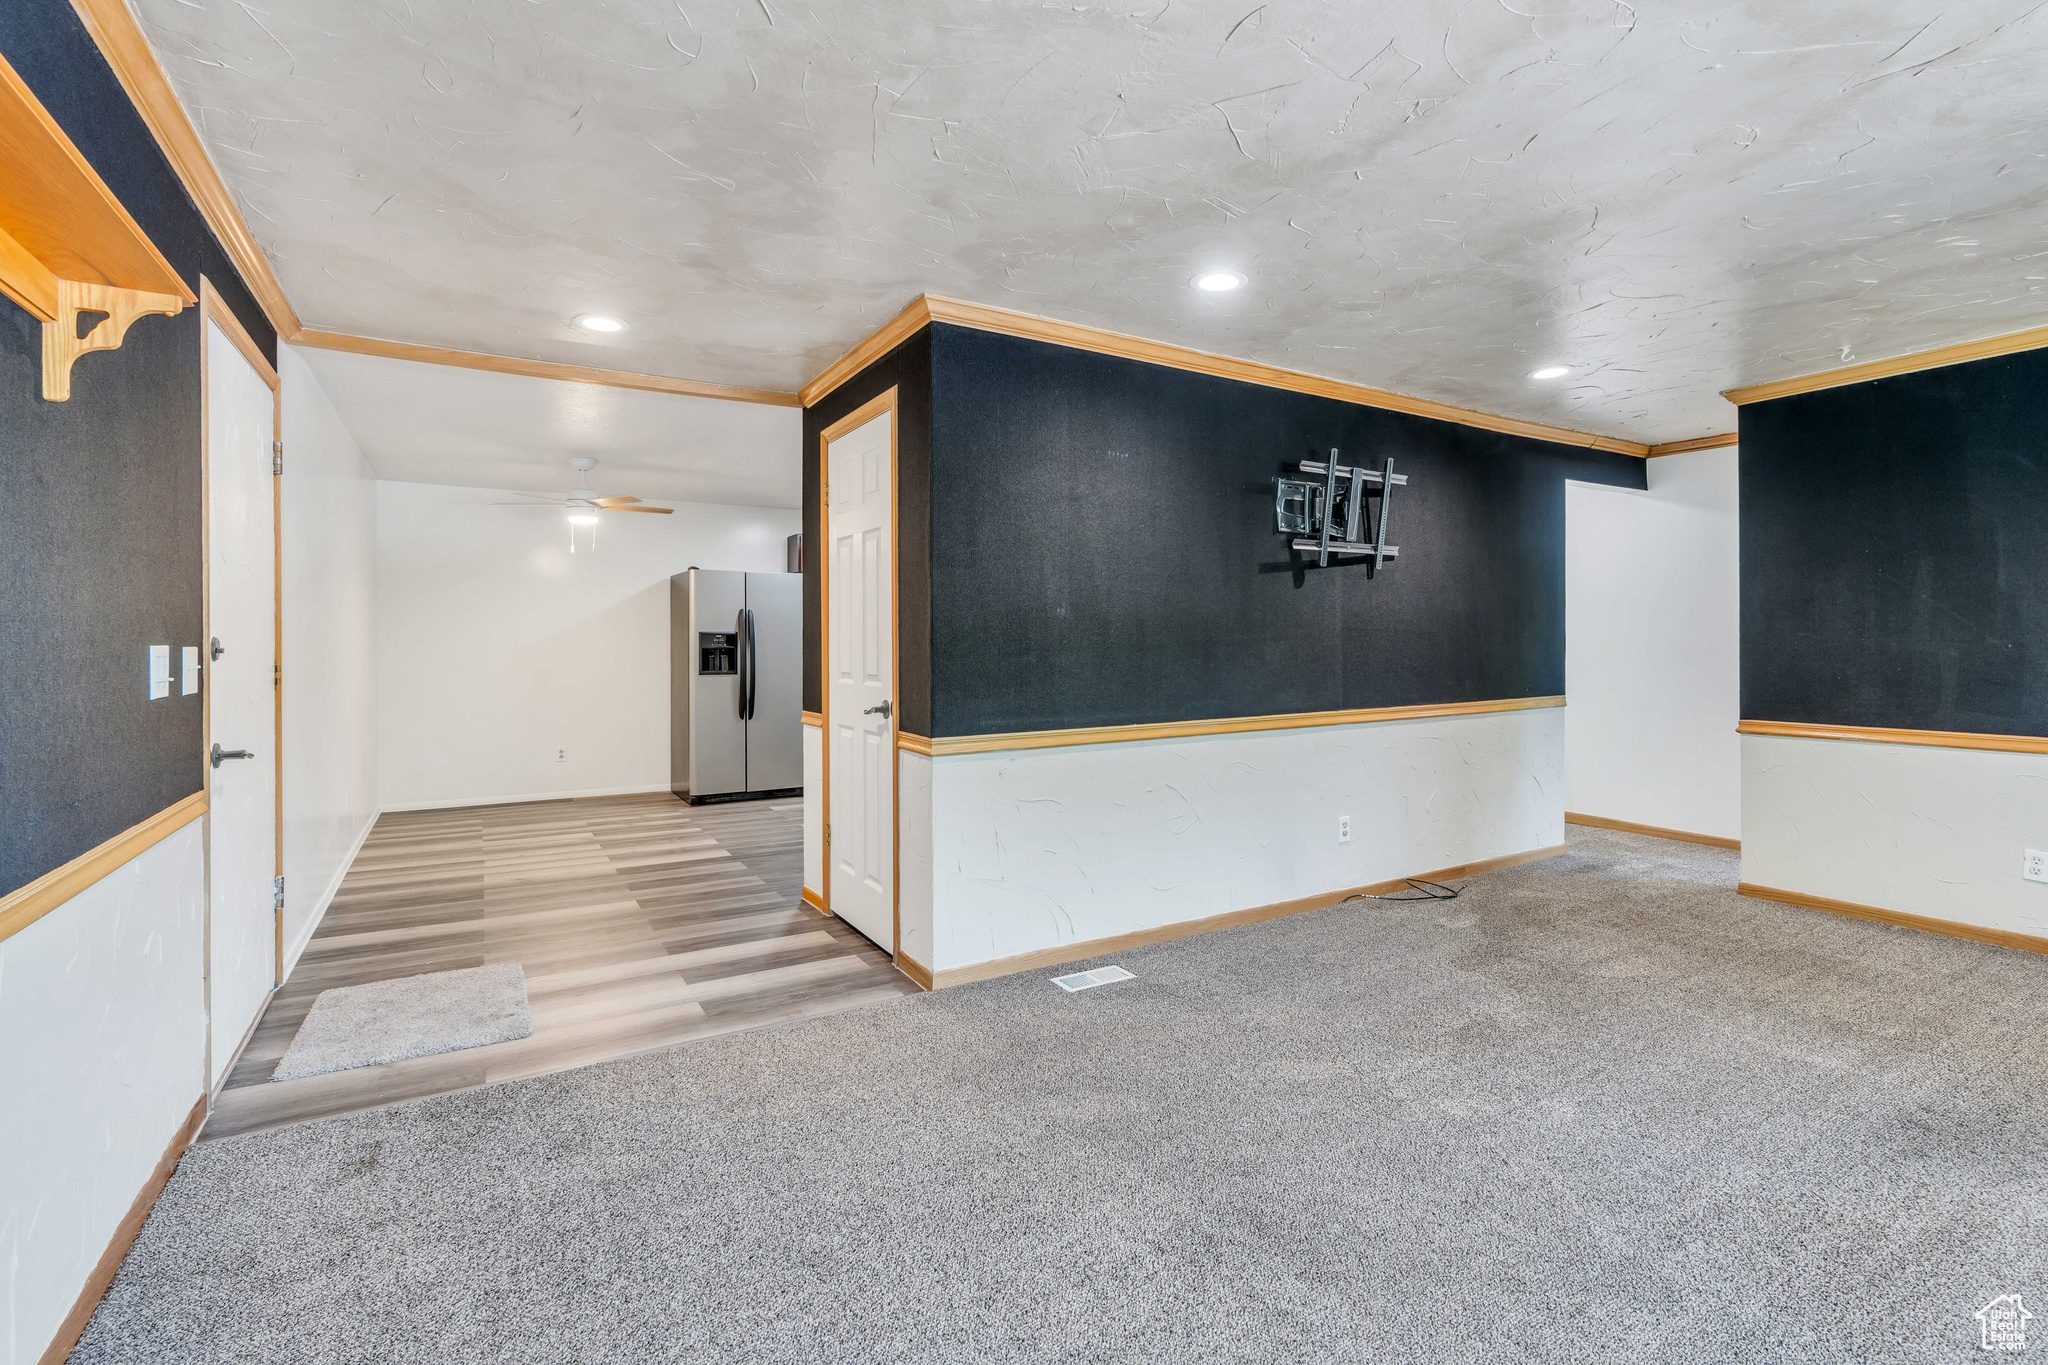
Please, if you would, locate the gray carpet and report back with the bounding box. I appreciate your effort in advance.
[75,828,2048,1362]
[273,963,532,1080]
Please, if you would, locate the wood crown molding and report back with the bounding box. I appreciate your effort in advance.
[898,695,1564,757]
[291,330,801,407]
[1738,719,2048,756]
[1565,811,1739,850]
[801,710,824,728]
[1645,432,1737,457]
[1723,322,2048,406]
[930,843,1567,988]
[1739,882,2048,959]
[801,295,1652,456]
[37,1094,207,1365]
[68,0,300,338]
[1,791,206,944]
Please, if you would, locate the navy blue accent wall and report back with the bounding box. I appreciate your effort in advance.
[799,320,1645,742]
[0,0,276,895]
[1741,349,2048,735]
[924,324,1645,736]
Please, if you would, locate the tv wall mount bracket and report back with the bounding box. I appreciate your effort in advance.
[1274,449,1408,569]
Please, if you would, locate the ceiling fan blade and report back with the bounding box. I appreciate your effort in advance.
[592,496,642,506]
[605,504,673,514]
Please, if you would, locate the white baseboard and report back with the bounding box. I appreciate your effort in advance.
[281,809,378,982]
[379,783,675,813]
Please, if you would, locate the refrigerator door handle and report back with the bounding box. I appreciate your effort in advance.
[738,607,757,720]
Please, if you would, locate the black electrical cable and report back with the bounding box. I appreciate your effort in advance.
[1340,878,1461,904]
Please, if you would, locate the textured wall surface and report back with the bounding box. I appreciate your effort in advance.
[129,0,2048,443]
[925,708,1563,972]
[0,821,205,1365]
[927,324,1641,736]
[897,750,935,969]
[279,348,379,972]
[1741,734,2048,938]
[1742,348,2048,737]
[1567,449,1740,840]
[0,0,273,897]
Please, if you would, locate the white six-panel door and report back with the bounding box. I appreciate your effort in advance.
[827,409,894,952]
[205,315,279,1088]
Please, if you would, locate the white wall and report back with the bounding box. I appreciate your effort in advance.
[803,722,824,898]
[279,346,379,972]
[0,822,206,1365]
[1742,735,2048,938]
[917,707,1564,974]
[376,482,798,811]
[1566,448,1740,840]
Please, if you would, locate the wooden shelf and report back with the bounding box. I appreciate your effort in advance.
[0,48,193,399]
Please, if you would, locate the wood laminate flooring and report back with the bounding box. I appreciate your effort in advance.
[206,793,915,1141]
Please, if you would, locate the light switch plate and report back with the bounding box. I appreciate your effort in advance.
[181,646,200,696]
[2025,850,2048,884]
[147,645,170,700]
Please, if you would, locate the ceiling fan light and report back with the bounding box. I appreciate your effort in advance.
[567,513,600,525]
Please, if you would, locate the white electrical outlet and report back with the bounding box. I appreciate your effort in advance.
[2026,850,2048,883]
[555,747,568,763]
[1338,815,1352,844]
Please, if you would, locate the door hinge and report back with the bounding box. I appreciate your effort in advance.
[273,663,281,688]
[272,440,284,475]
[273,875,285,911]
[824,823,831,845]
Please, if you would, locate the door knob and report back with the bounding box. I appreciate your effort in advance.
[863,700,893,718]
[210,743,253,768]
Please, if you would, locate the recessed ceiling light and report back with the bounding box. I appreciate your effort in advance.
[1529,365,1571,380]
[575,315,627,333]
[1193,271,1247,293]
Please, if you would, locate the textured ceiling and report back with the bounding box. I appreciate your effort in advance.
[296,346,801,507]
[140,0,2048,443]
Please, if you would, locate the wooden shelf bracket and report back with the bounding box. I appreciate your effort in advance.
[39,277,185,400]
[1,47,195,401]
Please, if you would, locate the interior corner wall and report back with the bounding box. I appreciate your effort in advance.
[375,482,799,811]
[1565,448,1739,841]
[279,346,378,971]
[1739,348,2048,938]
[0,4,277,1358]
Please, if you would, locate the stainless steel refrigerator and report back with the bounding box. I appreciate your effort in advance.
[670,569,803,804]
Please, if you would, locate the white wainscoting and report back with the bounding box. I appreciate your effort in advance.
[1742,733,2048,938]
[802,722,823,899]
[0,821,207,1365]
[915,707,1565,974]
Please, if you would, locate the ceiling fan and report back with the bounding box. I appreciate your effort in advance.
[493,457,674,523]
